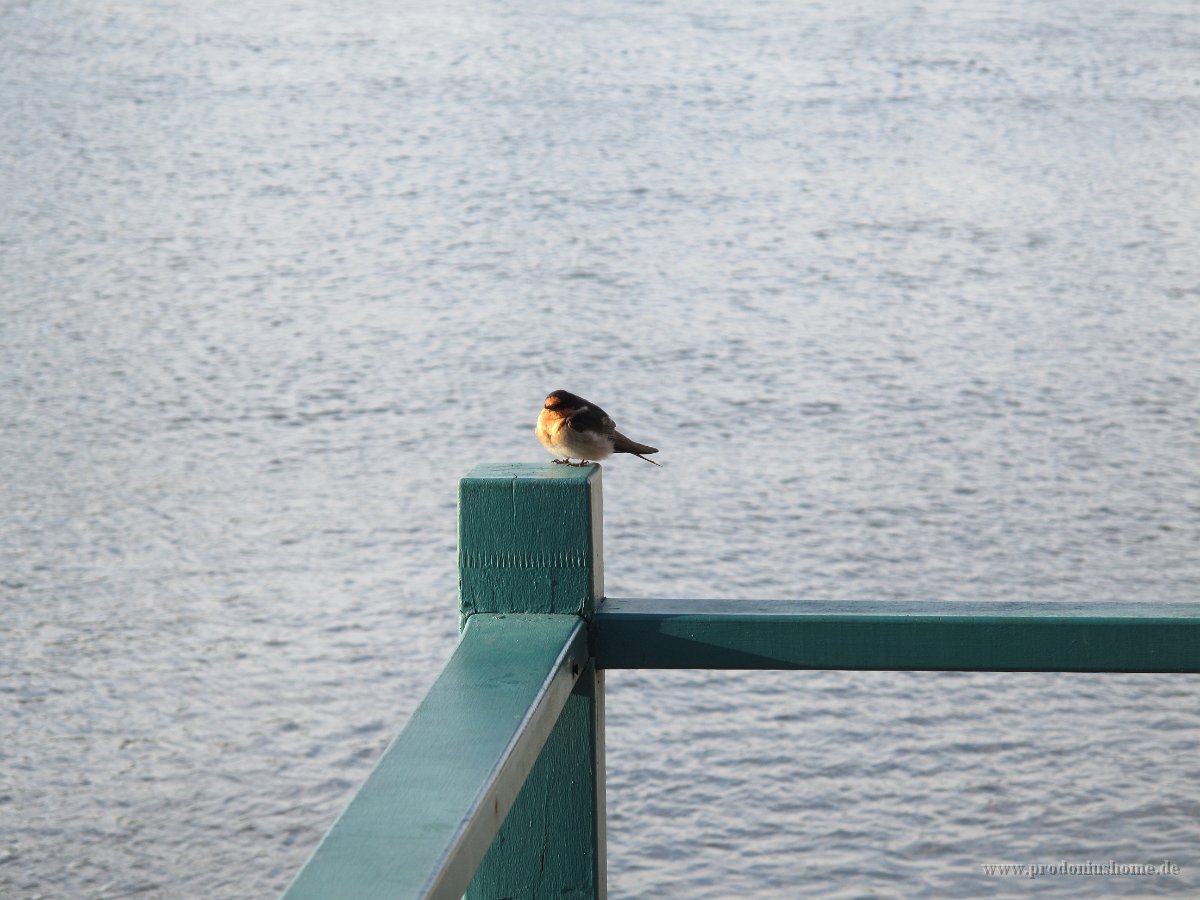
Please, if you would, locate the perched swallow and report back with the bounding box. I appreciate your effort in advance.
[536,390,661,467]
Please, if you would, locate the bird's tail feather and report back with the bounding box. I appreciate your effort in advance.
[613,432,662,466]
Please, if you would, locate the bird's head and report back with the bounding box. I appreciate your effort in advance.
[544,390,587,413]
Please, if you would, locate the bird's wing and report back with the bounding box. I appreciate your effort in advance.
[567,404,616,435]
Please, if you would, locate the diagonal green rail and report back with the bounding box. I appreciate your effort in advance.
[283,614,587,900]
[283,463,1200,899]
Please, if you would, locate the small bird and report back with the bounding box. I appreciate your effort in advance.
[536,390,661,467]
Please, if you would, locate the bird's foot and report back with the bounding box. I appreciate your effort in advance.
[552,458,570,465]
[570,460,591,467]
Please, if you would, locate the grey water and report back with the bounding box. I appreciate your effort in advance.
[2,0,1199,896]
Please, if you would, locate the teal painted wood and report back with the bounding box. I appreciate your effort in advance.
[282,614,586,900]
[594,598,1200,672]
[459,463,603,621]
[466,664,606,900]
[282,463,1200,897]
[460,464,607,899]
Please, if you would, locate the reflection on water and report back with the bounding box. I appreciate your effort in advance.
[2,0,1198,897]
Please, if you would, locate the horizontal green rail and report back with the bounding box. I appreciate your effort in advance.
[593,598,1200,672]
[283,614,586,900]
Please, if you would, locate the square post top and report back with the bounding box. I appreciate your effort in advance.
[458,464,604,622]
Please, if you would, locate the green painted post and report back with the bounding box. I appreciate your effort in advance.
[458,463,606,899]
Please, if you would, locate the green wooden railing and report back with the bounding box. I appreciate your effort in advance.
[283,463,1200,899]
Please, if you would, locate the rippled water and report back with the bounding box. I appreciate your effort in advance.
[2,0,1199,897]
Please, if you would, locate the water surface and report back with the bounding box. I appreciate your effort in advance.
[2,1,1198,896]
